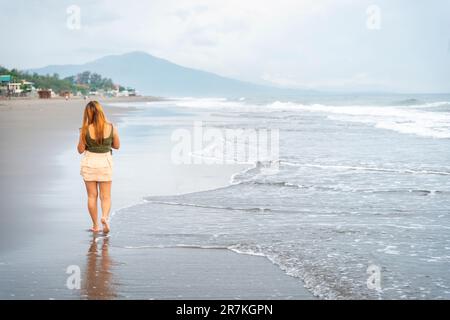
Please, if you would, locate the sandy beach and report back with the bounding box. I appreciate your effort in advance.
[0,97,313,299]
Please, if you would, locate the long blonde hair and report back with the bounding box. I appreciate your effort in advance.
[81,101,107,145]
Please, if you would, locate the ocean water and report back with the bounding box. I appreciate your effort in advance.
[111,94,450,299]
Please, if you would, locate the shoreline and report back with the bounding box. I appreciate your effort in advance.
[0,95,166,102]
[0,96,314,299]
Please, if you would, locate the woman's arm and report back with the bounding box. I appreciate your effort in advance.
[77,128,86,154]
[112,124,120,150]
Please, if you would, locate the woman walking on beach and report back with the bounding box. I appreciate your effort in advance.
[78,101,120,233]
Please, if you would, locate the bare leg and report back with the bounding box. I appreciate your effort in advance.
[99,181,112,233]
[84,181,99,232]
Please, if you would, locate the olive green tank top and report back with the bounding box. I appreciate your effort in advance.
[86,124,113,153]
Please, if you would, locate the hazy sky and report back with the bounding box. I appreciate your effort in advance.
[1,0,449,93]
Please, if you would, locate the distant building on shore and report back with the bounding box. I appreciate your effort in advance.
[0,75,12,97]
[0,76,37,97]
[8,82,23,95]
[105,84,138,97]
[38,90,52,99]
[0,75,11,85]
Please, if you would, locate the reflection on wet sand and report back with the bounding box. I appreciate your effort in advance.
[82,235,117,299]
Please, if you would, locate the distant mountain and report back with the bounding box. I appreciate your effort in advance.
[29,51,310,97]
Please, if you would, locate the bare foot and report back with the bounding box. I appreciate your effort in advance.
[90,225,100,232]
[101,218,110,234]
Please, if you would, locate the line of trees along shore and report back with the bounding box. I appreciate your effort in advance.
[0,66,124,95]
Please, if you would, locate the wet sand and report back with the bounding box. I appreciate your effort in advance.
[0,97,313,299]
[0,97,143,251]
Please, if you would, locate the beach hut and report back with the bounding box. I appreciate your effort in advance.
[38,90,52,99]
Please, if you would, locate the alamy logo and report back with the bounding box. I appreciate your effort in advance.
[66,265,81,290]
[366,5,381,30]
[366,264,382,292]
[171,121,279,167]
[66,5,81,30]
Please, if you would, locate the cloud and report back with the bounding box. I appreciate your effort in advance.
[0,0,449,92]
